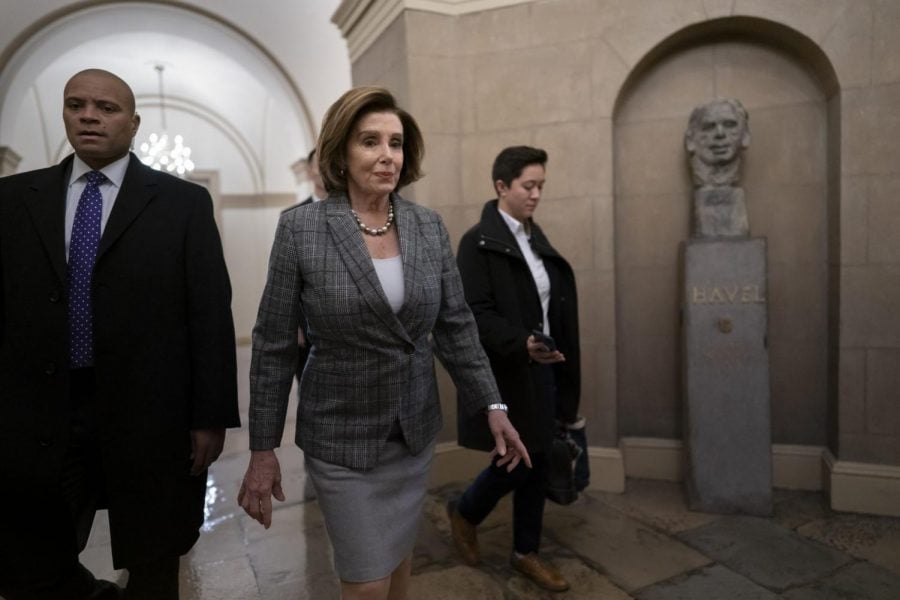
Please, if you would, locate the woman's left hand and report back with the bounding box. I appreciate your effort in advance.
[487,409,532,471]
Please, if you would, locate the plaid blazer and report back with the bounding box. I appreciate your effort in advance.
[249,193,500,469]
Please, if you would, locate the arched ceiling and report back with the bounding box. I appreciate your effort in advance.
[0,1,350,194]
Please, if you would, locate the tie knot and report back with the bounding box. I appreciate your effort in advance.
[85,170,106,185]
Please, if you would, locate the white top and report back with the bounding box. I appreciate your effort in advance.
[65,153,130,260]
[372,255,405,313]
[498,207,551,335]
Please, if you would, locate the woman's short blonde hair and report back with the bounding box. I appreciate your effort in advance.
[317,86,424,195]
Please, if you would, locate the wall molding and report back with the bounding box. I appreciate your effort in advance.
[619,438,900,516]
[428,439,885,500]
[332,0,406,62]
[825,450,900,517]
[621,437,685,482]
[429,441,626,492]
[588,445,626,492]
[332,0,532,60]
[226,426,899,517]
[620,437,828,491]
[772,444,827,491]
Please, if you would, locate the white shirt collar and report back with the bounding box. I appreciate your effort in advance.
[69,153,130,188]
[498,206,527,237]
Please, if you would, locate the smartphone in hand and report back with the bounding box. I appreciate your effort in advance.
[531,329,557,352]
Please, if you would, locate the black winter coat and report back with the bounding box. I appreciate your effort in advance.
[0,155,240,572]
[456,200,580,455]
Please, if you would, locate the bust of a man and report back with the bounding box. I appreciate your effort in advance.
[684,98,750,238]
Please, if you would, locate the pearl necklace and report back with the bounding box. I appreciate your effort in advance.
[350,200,395,236]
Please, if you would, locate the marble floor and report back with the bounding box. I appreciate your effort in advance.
[76,347,900,599]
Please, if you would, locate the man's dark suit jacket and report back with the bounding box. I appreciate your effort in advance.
[0,153,240,573]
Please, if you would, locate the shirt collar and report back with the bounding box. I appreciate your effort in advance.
[69,153,131,189]
[498,206,527,237]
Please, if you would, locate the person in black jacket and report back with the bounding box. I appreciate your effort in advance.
[0,69,239,600]
[449,146,581,592]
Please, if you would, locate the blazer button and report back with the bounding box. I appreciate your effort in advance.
[39,439,53,448]
[45,362,57,375]
[406,345,415,355]
[49,290,61,303]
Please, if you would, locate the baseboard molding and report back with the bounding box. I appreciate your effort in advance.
[418,440,899,517]
[824,450,900,517]
[429,442,626,492]
[587,446,626,493]
[620,438,827,491]
[772,444,826,491]
[621,437,684,482]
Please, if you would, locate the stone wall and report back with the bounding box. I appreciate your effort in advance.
[341,0,900,484]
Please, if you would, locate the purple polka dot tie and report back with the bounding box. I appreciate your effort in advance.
[68,170,105,368]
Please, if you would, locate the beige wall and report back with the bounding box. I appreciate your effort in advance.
[346,0,900,465]
[220,193,298,341]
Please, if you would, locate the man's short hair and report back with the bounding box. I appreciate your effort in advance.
[491,146,548,192]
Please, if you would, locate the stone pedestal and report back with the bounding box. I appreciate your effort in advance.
[682,238,772,516]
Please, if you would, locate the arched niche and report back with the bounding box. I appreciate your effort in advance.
[612,18,840,449]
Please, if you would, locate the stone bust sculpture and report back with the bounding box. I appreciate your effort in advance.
[684,98,750,238]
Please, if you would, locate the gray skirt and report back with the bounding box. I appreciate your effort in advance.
[304,436,435,582]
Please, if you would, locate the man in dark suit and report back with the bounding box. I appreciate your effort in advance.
[0,69,240,600]
[281,148,325,384]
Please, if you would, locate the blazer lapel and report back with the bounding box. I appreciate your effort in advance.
[326,196,411,344]
[97,154,156,260]
[395,196,424,322]
[24,159,71,285]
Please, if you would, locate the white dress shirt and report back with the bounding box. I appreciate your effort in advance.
[498,207,551,335]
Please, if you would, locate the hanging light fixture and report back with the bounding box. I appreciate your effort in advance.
[138,64,195,176]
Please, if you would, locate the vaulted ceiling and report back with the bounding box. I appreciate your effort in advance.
[0,1,351,194]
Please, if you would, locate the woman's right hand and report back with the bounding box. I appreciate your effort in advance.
[238,449,286,529]
[487,409,533,471]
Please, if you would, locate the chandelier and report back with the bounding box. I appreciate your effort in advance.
[138,64,195,176]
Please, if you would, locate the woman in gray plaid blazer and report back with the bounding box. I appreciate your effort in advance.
[237,87,530,600]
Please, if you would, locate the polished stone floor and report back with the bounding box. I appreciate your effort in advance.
[78,347,900,599]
